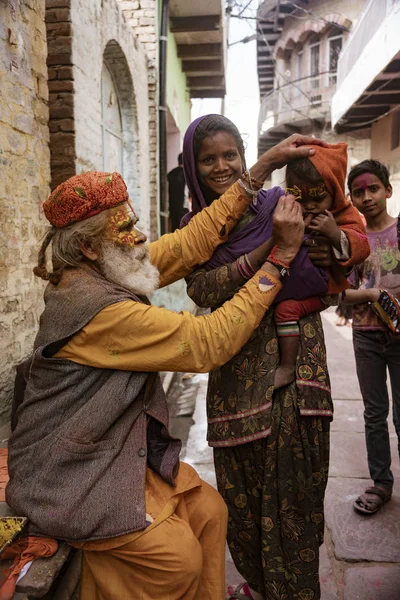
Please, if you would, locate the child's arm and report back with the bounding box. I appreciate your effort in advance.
[341,288,380,305]
[307,210,343,253]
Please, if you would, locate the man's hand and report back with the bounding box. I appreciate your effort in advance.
[272,194,305,264]
[250,135,328,183]
[307,210,342,251]
[303,236,334,267]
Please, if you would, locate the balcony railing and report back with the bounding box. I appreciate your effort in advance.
[258,72,337,135]
[337,0,393,88]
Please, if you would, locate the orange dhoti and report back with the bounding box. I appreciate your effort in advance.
[71,462,228,600]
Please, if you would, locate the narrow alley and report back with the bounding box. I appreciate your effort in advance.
[167,308,400,600]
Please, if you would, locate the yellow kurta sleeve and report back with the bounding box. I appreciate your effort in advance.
[56,270,282,373]
[149,182,251,288]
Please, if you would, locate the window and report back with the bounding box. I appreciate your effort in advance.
[328,36,343,85]
[309,42,320,89]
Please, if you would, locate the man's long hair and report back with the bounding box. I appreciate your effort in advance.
[34,211,108,285]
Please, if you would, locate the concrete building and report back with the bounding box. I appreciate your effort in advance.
[256,0,370,187]
[332,0,400,215]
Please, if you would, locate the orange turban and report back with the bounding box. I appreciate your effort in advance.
[43,171,129,228]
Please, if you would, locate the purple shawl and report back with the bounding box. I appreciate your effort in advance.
[180,115,329,301]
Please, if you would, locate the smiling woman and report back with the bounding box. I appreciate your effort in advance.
[180,117,370,600]
[196,132,244,199]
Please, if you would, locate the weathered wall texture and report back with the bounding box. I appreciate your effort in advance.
[119,0,159,239]
[0,0,50,422]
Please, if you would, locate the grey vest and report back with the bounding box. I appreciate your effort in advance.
[6,266,181,542]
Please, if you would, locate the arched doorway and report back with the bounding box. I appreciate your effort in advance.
[101,63,124,174]
[102,40,139,201]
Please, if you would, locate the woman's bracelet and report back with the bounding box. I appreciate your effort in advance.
[267,245,291,272]
[236,254,256,279]
[238,177,259,198]
[242,170,264,189]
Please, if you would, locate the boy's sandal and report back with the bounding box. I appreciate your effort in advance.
[227,583,255,599]
[354,486,392,515]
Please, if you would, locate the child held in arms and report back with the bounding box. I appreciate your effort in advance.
[341,160,400,515]
[273,143,370,388]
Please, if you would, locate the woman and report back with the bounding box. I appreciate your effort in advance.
[181,115,367,600]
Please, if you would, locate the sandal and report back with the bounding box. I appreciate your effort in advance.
[227,583,255,599]
[354,486,392,515]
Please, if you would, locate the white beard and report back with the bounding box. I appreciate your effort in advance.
[98,241,160,297]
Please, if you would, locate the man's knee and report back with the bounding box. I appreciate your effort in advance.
[188,480,228,527]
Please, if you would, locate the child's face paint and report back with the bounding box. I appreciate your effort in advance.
[105,204,147,248]
[350,173,391,219]
[196,132,243,198]
[285,181,333,218]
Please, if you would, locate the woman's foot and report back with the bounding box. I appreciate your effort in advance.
[336,317,346,326]
[274,365,295,389]
[354,485,392,514]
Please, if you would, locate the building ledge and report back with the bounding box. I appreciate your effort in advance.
[170,0,226,98]
[332,0,400,131]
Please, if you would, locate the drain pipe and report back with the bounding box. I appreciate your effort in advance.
[159,0,169,235]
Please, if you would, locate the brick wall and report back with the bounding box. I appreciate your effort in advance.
[119,0,159,239]
[46,0,75,190]
[0,0,50,421]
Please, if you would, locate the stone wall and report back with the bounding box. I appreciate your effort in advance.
[0,0,50,422]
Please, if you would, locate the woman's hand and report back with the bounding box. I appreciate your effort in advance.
[272,195,305,264]
[303,236,334,267]
[267,134,329,170]
[250,135,329,182]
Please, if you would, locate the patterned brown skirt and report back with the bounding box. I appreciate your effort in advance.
[214,382,330,600]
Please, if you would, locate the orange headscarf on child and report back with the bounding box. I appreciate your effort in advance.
[309,142,370,293]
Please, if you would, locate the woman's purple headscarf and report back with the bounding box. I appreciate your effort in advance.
[180,114,329,301]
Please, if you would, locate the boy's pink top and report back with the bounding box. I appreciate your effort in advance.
[351,222,400,330]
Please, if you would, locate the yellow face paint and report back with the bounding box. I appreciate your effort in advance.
[285,184,302,200]
[309,183,327,198]
[105,205,141,248]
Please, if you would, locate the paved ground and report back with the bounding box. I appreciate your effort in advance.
[167,307,400,599]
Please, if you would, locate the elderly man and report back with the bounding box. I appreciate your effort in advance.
[6,137,321,600]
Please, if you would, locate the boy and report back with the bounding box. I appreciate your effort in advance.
[343,159,400,514]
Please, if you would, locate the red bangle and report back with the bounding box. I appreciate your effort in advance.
[267,246,291,270]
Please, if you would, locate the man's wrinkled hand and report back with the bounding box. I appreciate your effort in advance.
[272,194,305,264]
[268,134,329,170]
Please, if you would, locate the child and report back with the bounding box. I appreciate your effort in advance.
[341,159,400,515]
[273,147,370,388]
